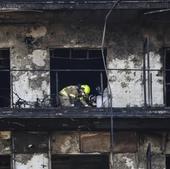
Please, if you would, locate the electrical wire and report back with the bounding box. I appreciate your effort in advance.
[144,8,170,15]
[101,0,122,153]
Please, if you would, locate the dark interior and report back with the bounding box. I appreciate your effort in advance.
[51,155,109,169]
[166,49,170,106]
[166,156,170,169]
[0,155,10,169]
[50,48,107,106]
[0,49,10,107]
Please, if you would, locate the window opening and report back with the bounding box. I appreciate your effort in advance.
[0,49,10,107]
[166,155,170,169]
[0,155,11,169]
[50,48,107,107]
[51,155,109,169]
[165,49,170,106]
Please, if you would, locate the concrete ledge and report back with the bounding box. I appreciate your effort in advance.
[0,1,169,10]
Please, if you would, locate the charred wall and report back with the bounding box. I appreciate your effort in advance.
[0,131,169,169]
[0,11,165,107]
[0,10,169,169]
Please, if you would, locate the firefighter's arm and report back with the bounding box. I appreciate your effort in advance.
[79,97,89,107]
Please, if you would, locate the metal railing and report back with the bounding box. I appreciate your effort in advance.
[0,65,166,109]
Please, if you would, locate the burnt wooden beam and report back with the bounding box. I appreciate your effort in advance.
[0,1,169,10]
[0,118,170,131]
[0,107,170,119]
[0,108,170,130]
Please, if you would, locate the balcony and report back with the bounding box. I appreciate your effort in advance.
[0,45,169,130]
[0,47,167,109]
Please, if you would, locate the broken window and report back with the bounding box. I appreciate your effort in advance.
[50,48,107,106]
[51,155,109,169]
[0,155,11,169]
[0,49,10,107]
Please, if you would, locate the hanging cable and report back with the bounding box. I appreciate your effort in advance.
[101,0,122,108]
[101,0,122,153]
[144,8,170,15]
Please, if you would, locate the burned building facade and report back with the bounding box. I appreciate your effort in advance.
[0,1,170,169]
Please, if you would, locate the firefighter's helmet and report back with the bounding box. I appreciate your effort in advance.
[81,85,91,95]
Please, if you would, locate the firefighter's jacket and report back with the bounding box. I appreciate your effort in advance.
[59,85,88,106]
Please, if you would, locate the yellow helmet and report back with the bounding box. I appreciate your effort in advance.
[81,85,91,95]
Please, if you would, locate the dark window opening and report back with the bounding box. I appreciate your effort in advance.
[50,48,107,106]
[52,155,109,169]
[13,132,48,153]
[166,155,170,169]
[0,49,10,107]
[0,155,11,169]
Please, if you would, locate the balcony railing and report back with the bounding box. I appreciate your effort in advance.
[0,66,166,109]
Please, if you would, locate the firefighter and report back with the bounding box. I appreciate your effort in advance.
[59,84,91,107]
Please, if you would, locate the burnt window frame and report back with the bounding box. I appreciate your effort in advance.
[49,47,107,107]
[51,154,110,169]
[0,48,11,108]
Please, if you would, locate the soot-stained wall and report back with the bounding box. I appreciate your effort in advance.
[0,11,167,107]
[0,131,169,169]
